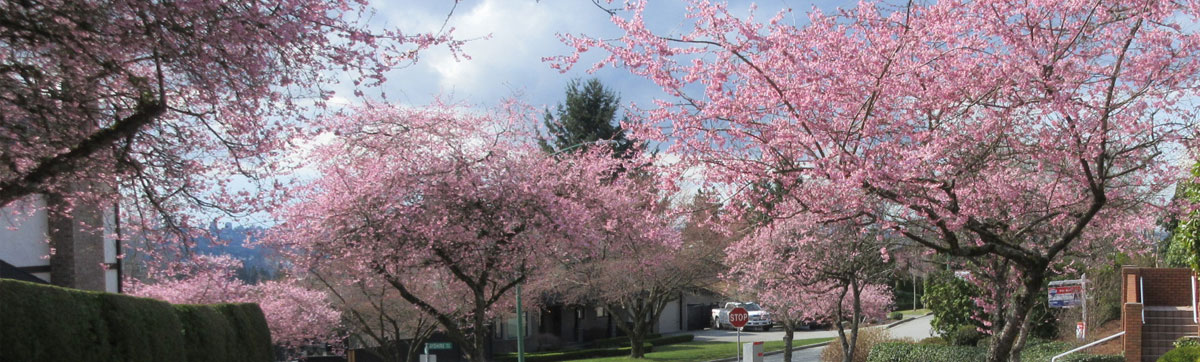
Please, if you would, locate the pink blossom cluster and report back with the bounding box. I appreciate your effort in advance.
[0,0,462,264]
[553,2,1200,358]
[127,254,342,349]
[267,100,679,362]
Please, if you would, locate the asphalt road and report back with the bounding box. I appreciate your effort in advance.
[761,315,935,362]
[675,315,935,362]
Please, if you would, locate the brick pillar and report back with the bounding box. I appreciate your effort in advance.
[45,186,108,292]
[1122,266,1141,304]
[1124,303,1142,362]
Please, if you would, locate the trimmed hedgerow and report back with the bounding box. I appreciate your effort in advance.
[0,279,111,362]
[175,304,238,362]
[868,340,1122,362]
[648,334,695,346]
[0,279,273,362]
[97,292,186,362]
[867,342,984,362]
[216,303,274,362]
[494,342,655,362]
[590,333,663,348]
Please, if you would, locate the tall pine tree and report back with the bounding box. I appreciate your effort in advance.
[539,78,638,157]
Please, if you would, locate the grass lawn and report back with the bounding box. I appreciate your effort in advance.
[895,308,931,317]
[567,337,835,362]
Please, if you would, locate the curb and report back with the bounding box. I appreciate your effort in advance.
[884,313,930,328]
[700,314,931,362]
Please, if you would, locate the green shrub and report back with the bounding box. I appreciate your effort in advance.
[918,337,947,345]
[647,334,694,346]
[949,325,984,346]
[1175,336,1200,349]
[97,293,186,362]
[494,342,654,362]
[976,336,993,348]
[0,279,111,362]
[866,342,984,362]
[866,340,1120,362]
[590,333,662,348]
[216,303,273,362]
[1158,345,1200,362]
[175,304,238,362]
[888,312,903,320]
[1057,355,1124,362]
[0,279,273,362]
[923,272,984,339]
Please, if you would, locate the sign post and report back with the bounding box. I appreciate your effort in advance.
[1048,276,1087,340]
[729,307,749,362]
[422,342,451,362]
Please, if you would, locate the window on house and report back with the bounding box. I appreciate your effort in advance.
[500,312,529,340]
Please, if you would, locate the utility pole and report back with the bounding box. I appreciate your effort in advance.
[912,273,917,310]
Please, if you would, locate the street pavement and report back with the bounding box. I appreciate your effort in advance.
[675,315,935,362]
[762,315,934,362]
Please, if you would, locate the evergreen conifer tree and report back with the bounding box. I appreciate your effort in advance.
[539,78,638,157]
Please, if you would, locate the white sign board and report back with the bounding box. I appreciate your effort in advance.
[1048,280,1083,308]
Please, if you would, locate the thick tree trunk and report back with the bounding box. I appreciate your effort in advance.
[629,326,647,358]
[986,268,1045,362]
[464,290,489,362]
[783,322,796,362]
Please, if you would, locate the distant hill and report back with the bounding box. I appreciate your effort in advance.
[192,221,279,283]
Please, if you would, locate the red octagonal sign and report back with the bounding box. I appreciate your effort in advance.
[728,307,749,329]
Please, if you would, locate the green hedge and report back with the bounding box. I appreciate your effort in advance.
[868,342,984,362]
[175,304,238,362]
[99,292,187,362]
[1158,346,1200,362]
[494,342,654,362]
[216,303,274,362]
[0,279,272,362]
[590,333,663,348]
[867,341,1122,362]
[647,334,694,346]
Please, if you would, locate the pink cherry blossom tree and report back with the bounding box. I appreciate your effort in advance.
[126,254,343,350]
[311,265,439,362]
[539,161,706,358]
[733,220,892,362]
[0,0,462,254]
[270,101,621,362]
[552,0,1200,360]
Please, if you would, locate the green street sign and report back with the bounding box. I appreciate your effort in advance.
[427,342,452,350]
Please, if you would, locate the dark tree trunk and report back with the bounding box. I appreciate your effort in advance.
[986,267,1045,362]
[849,280,863,362]
[629,326,647,358]
[833,284,851,362]
[783,322,796,362]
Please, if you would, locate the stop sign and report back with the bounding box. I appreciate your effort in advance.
[728,307,749,329]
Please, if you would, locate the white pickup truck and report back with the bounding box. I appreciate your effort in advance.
[711,302,773,331]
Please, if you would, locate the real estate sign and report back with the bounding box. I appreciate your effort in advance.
[1048,281,1083,308]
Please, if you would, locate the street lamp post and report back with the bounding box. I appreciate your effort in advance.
[516,283,525,362]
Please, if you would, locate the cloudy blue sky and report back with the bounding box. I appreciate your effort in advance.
[353,0,846,115]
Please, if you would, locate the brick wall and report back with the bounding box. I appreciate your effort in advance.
[1121,267,1196,306]
[1124,302,1142,362]
[1120,266,1200,362]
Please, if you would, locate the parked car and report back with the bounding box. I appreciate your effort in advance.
[711,302,774,331]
